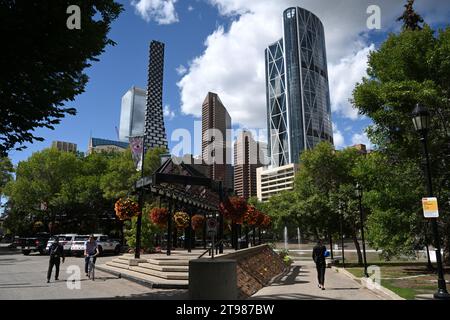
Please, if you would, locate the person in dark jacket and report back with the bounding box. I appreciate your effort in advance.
[312,240,327,290]
[47,236,65,283]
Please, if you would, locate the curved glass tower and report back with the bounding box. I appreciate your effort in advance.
[265,7,333,166]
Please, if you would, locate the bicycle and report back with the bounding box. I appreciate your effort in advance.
[87,255,95,281]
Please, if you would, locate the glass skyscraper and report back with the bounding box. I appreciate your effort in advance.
[119,86,146,142]
[265,7,333,166]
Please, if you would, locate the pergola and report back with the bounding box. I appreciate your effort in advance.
[134,157,225,256]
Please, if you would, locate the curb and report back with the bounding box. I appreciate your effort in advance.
[331,266,405,300]
[96,264,189,290]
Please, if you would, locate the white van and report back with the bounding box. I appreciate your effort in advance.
[45,234,78,255]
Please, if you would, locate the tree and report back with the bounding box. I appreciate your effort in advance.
[0,0,123,156]
[397,0,424,31]
[352,17,450,263]
[0,157,14,195]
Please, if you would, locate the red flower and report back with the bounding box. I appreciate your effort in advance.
[149,207,169,227]
[219,196,247,224]
[115,198,140,221]
[191,215,205,231]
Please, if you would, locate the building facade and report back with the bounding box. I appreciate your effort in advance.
[265,7,333,167]
[233,131,266,200]
[144,41,168,151]
[87,138,129,155]
[201,92,233,190]
[119,86,146,142]
[51,141,77,152]
[257,163,299,202]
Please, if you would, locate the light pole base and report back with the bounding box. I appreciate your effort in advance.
[433,290,450,300]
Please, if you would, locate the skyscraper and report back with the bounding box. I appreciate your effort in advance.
[234,131,266,200]
[265,7,333,167]
[144,41,168,151]
[119,86,146,142]
[51,141,77,152]
[202,92,233,190]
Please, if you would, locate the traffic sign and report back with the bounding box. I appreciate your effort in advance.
[206,218,217,235]
[422,197,439,218]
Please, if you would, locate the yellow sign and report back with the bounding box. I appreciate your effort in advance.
[422,198,439,218]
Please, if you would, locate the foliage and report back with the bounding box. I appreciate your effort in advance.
[173,211,189,230]
[0,0,123,156]
[397,0,424,31]
[149,207,168,228]
[220,196,247,224]
[191,214,205,231]
[114,198,139,221]
[124,212,159,252]
[0,157,14,195]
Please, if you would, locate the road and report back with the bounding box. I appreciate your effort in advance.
[0,252,188,300]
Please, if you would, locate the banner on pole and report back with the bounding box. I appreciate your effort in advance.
[422,197,439,218]
[129,136,144,171]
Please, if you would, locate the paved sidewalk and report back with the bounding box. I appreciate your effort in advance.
[251,260,391,300]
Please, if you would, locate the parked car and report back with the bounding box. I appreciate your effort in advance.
[70,234,121,257]
[16,232,51,255]
[45,234,77,255]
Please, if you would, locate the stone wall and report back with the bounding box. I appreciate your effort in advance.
[218,245,286,299]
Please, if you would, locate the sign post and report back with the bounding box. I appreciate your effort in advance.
[207,218,217,259]
[422,197,439,218]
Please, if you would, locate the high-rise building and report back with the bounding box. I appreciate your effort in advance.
[119,86,146,142]
[144,41,168,151]
[51,141,77,152]
[234,131,266,200]
[265,7,333,167]
[201,92,233,190]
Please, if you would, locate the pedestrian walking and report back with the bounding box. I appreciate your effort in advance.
[84,234,99,277]
[47,236,65,283]
[312,239,327,290]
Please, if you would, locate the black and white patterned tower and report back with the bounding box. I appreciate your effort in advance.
[144,40,168,150]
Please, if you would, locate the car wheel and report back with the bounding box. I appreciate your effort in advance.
[22,250,30,256]
[114,245,121,255]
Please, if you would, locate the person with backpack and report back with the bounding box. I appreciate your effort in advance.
[47,236,65,283]
[312,239,327,290]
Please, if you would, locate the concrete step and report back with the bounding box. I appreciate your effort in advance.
[111,258,129,265]
[97,264,188,289]
[129,266,189,280]
[147,258,190,266]
[139,262,189,273]
[106,261,130,270]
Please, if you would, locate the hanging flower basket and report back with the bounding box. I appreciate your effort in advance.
[173,211,190,229]
[191,215,205,231]
[115,198,140,221]
[149,207,169,227]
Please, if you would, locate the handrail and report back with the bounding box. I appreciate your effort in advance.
[198,239,224,259]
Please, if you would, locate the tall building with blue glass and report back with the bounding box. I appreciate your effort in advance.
[265,7,333,167]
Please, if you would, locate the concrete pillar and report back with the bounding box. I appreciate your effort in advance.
[189,259,237,300]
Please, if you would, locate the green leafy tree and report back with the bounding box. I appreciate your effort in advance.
[352,17,450,263]
[0,0,123,156]
[125,204,160,252]
[0,157,14,195]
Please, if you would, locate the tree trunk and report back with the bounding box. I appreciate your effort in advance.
[353,233,363,265]
[444,231,450,266]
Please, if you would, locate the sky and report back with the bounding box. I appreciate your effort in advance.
[7,0,450,166]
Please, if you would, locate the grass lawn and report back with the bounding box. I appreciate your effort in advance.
[344,263,448,300]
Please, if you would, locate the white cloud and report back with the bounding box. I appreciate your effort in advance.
[329,45,375,120]
[164,105,175,119]
[131,0,179,25]
[332,123,345,149]
[178,0,450,129]
[188,5,194,12]
[351,132,373,149]
[176,64,187,76]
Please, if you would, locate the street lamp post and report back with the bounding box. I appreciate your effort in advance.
[339,201,345,268]
[412,103,450,300]
[355,183,369,277]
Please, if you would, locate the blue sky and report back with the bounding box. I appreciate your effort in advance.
[7,0,450,166]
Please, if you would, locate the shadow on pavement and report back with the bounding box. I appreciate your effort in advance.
[251,293,335,300]
[79,289,189,300]
[269,266,310,286]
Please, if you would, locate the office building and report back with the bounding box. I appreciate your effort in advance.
[201,92,233,190]
[51,141,77,152]
[87,138,129,155]
[234,131,266,200]
[265,7,333,167]
[144,41,168,151]
[257,163,299,202]
[119,86,146,142]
